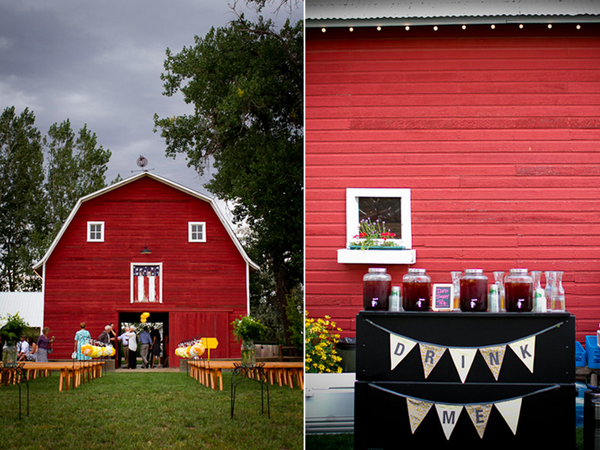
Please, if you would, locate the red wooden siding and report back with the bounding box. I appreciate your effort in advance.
[305,24,600,343]
[42,175,248,364]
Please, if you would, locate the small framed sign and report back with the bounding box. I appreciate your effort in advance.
[432,284,454,311]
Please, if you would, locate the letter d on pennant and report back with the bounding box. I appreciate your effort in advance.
[390,333,417,371]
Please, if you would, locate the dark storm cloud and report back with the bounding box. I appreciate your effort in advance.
[0,0,300,196]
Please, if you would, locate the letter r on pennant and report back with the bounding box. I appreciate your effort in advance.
[425,350,435,364]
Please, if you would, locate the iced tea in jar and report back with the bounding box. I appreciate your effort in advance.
[402,268,431,311]
[505,268,533,312]
[460,269,488,312]
[363,268,392,310]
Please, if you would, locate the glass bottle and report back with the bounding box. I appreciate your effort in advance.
[402,268,431,311]
[531,271,546,312]
[544,271,555,312]
[460,269,488,312]
[505,268,533,312]
[389,285,401,312]
[493,271,505,312]
[363,268,392,310]
[552,271,565,312]
[451,271,462,311]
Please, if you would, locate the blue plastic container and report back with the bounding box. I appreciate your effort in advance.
[585,335,600,369]
[576,341,587,367]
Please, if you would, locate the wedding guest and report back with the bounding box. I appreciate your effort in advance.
[108,323,118,361]
[37,327,54,362]
[17,336,29,361]
[74,322,92,361]
[123,327,138,369]
[138,327,152,368]
[118,327,130,367]
[27,338,37,361]
[150,329,161,368]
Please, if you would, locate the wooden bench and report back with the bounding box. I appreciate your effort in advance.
[187,360,303,390]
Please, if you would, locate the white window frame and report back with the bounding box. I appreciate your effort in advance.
[130,263,163,304]
[87,221,105,242]
[345,188,412,249]
[188,222,206,242]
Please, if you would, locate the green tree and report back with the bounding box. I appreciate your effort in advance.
[44,120,111,241]
[154,15,303,344]
[0,107,47,291]
[0,106,112,291]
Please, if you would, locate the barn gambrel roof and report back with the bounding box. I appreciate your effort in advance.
[32,172,259,276]
[306,0,600,27]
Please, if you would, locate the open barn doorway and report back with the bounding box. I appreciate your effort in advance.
[117,312,169,369]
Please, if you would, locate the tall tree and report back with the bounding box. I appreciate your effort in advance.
[0,107,112,291]
[44,120,111,241]
[0,107,46,291]
[154,15,303,344]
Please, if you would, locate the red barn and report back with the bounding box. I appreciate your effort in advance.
[33,172,258,366]
[305,1,600,343]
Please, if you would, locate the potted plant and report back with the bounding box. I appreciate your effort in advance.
[231,315,267,367]
[0,313,29,367]
[349,218,401,250]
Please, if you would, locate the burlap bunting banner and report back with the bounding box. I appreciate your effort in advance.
[370,382,558,441]
[386,330,538,382]
[403,395,522,440]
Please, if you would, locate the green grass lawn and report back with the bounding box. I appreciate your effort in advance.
[0,371,302,450]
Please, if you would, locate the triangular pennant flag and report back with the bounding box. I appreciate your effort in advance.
[479,345,506,381]
[390,333,417,371]
[419,343,446,379]
[508,336,536,374]
[495,398,522,435]
[466,404,492,439]
[449,347,478,384]
[435,404,463,440]
[407,398,433,434]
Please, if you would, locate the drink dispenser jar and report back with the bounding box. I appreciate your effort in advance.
[363,268,392,310]
[460,269,488,312]
[402,268,431,311]
[505,268,533,312]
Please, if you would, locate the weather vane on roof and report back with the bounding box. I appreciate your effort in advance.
[131,155,154,173]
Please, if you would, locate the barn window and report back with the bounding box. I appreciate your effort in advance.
[345,188,412,249]
[131,263,163,303]
[188,222,206,242]
[87,222,105,242]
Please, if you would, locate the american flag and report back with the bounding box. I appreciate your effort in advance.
[133,265,161,302]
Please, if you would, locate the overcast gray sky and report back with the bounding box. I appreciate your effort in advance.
[0,0,301,197]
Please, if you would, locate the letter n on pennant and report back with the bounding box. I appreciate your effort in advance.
[479,345,506,381]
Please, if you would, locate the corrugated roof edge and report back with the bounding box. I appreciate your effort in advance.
[306,14,599,27]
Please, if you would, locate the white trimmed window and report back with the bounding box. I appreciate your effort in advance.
[346,188,412,249]
[87,222,105,242]
[188,222,206,242]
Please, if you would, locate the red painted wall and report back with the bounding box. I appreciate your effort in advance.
[305,23,600,343]
[42,175,248,364]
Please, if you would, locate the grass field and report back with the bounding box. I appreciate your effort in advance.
[0,370,302,450]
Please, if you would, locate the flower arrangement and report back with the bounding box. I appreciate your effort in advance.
[350,217,399,250]
[0,312,29,344]
[305,311,343,373]
[231,315,268,343]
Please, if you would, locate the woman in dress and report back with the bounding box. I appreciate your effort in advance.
[74,322,92,360]
[36,327,54,362]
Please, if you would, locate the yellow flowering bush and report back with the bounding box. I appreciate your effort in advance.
[305,311,343,373]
